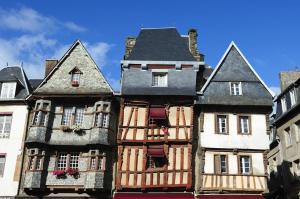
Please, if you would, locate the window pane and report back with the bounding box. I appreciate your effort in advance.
[29,157,35,170]
[0,155,5,176]
[217,115,227,133]
[75,108,84,125]
[0,82,16,99]
[240,156,251,174]
[0,115,12,138]
[39,112,46,126]
[69,153,79,169]
[220,155,227,173]
[152,73,167,87]
[102,113,109,127]
[240,116,249,134]
[36,156,43,170]
[57,153,67,170]
[95,112,102,127]
[62,107,73,125]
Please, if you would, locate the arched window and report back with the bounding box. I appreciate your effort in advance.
[69,67,82,87]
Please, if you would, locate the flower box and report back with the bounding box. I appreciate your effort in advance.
[66,168,79,176]
[60,125,71,132]
[53,170,66,178]
[71,81,79,87]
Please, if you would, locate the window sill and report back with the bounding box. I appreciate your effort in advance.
[215,132,229,135]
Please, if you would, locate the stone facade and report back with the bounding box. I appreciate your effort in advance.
[18,40,117,199]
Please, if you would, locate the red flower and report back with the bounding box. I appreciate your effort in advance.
[53,170,66,176]
[66,168,79,175]
[162,126,168,134]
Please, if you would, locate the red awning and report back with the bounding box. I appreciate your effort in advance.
[147,145,165,157]
[149,107,167,119]
[114,193,194,199]
[197,195,264,199]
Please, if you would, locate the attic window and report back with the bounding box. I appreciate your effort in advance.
[0,82,16,99]
[230,82,242,96]
[69,67,82,87]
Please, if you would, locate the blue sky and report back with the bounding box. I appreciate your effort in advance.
[1,0,300,93]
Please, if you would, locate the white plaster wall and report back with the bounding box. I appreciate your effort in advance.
[0,105,28,196]
[201,113,269,150]
[204,151,265,175]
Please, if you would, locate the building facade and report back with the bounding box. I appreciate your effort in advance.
[17,40,117,199]
[114,28,204,199]
[0,66,31,198]
[195,42,273,198]
[267,73,300,199]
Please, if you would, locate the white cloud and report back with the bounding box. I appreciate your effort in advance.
[0,7,85,33]
[84,42,113,67]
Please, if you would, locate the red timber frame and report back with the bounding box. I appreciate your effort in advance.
[116,98,193,191]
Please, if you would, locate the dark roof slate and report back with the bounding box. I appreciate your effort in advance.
[29,79,43,90]
[126,28,196,61]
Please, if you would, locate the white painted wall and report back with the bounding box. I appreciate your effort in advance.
[201,113,269,150]
[0,105,28,197]
[204,151,265,175]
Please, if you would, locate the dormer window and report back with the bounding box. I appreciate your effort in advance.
[0,82,16,99]
[230,82,242,95]
[69,67,82,87]
[152,73,167,87]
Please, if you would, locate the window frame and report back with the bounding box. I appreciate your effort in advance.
[55,152,80,171]
[32,101,50,127]
[238,155,252,175]
[215,114,229,134]
[0,113,13,139]
[0,82,17,99]
[230,82,242,96]
[281,96,287,113]
[88,150,106,171]
[214,154,228,174]
[0,153,6,177]
[238,115,251,135]
[61,107,85,126]
[94,102,110,128]
[27,149,44,171]
[285,127,292,147]
[152,72,168,87]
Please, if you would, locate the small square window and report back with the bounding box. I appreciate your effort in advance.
[152,73,167,87]
[230,82,242,96]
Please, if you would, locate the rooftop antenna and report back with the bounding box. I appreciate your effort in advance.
[6,62,8,67]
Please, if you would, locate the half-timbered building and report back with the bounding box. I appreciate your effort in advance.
[114,28,204,199]
[17,40,117,199]
[195,42,274,199]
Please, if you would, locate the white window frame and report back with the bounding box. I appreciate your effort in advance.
[0,82,16,99]
[220,155,227,173]
[290,89,296,107]
[57,152,68,170]
[152,72,168,87]
[74,108,84,125]
[230,82,242,96]
[0,115,12,139]
[71,72,81,84]
[285,128,292,147]
[281,96,287,113]
[240,156,251,174]
[217,115,227,134]
[240,116,250,134]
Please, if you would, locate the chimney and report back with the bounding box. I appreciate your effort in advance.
[45,59,58,77]
[188,29,204,61]
[279,71,300,91]
[124,37,136,59]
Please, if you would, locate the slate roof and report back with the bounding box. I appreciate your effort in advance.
[0,66,30,99]
[126,28,196,61]
[197,42,273,106]
[29,79,43,90]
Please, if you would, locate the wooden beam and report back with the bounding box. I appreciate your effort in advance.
[125,148,131,186]
[180,146,184,184]
[141,145,147,190]
[116,145,124,190]
[122,107,134,140]
[176,107,180,140]
[133,108,138,140]
[134,148,138,186]
[172,146,176,185]
[181,107,188,140]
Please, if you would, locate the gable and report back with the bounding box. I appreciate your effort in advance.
[35,41,113,95]
[212,46,260,82]
[197,42,273,106]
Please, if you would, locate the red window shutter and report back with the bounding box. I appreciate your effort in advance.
[149,108,166,119]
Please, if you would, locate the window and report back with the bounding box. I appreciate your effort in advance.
[0,155,5,176]
[216,115,228,134]
[27,149,44,171]
[32,102,50,126]
[296,122,300,142]
[214,154,228,174]
[146,145,166,169]
[285,127,292,147]
[281,96,287,113]
[290,89,296,107]
[240,156,251,174]
[239,116,250,134]
[89,150,105,171]
[56,152,79,170]
[95,103,110,128]
[71,73,80,85]
[0,115,12,138]
[230,82,242,96]
[62,107,84,126]
[152,73,167,87]
[0,82,16,99]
